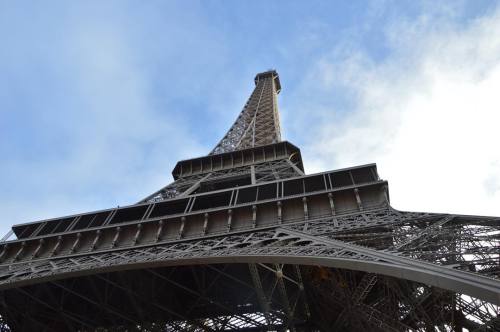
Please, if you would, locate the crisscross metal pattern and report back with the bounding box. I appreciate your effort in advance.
[1,70,499,331]
[210,71,281,155]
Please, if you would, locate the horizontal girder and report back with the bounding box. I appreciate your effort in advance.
[5,164,383,257]
[0,210,498,307]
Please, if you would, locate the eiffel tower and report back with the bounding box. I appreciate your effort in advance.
[0,70,498,331]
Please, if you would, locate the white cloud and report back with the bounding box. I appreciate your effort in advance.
[300,5,500,216]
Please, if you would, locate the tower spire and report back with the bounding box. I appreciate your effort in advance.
[210,70,282,155]
[137,69,302,203]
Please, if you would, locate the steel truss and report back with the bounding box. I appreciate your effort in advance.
[0,207,499,330]
[211,70,281,155]
[142,158,303,204]
[0,70,499,331]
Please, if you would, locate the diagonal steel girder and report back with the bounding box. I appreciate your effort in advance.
[248,263,272,326]
[93,273,214,332]
[279,227,500,305]
[0,215,498,307]
[146,268,268,329]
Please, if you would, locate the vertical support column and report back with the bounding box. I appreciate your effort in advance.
[250,165,256,184]
[252,205,257,228]
[32,239,45,258]
[302,197,309,231]
[50,237,62,257]
[178,217,186,239]
[354,188,363,211]
[91,230,101,250]
[227,209,233,232]
[111,227,121,248]
[13,242,26,261]
[155,220,164,243]
[70,233,81,254]
[277,201,282,224]
[133,224,142,245]
[202,213,209,235]
[381,184,390,204]
[274,264,295,331]
[328,193,338,227]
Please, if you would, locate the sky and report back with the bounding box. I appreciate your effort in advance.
[1,1,499,236]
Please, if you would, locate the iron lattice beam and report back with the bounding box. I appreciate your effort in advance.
[210,70,281,155]
[0,70,499,331]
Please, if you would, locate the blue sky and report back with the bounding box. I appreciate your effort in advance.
[1,1,500,236]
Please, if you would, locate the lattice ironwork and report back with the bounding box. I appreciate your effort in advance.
[0,70,498,331]
[210,70,281,155]
[141,158,303,203]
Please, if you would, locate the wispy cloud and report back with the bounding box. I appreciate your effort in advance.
[295,3,500,216]
[1,1,499,237]
[0,2,213,232]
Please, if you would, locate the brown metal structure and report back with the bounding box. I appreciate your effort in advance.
[0,70,498,331]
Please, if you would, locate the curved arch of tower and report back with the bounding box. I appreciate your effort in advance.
[0,70,498,331]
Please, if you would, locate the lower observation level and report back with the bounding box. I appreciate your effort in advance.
[0,158,498,331]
